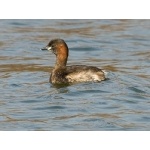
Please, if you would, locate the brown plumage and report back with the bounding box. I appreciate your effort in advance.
[41,39,106,84]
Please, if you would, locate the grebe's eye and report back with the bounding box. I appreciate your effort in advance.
[50,44,56,49]
[52,45,55,48]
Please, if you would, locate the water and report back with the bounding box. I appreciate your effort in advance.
[0,19,150,130]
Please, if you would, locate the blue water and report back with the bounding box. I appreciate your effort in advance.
[0,20,150,130]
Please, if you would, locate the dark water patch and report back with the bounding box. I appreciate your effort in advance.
[128,86,146,94]
[53,114,83,120]
[141,116,150,122]
[71,46,98,51]
[33,106,66,110]
[83,118,103,122]
[127,94,147,100]
[10,21,28,26]
[10,83,22,87]
[21,100,40,103]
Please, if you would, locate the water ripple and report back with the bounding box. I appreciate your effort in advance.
[0,20,150,130]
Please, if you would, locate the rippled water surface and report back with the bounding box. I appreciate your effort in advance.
[0,20,150,130]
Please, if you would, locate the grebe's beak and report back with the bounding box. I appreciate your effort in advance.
[41,46,52,51]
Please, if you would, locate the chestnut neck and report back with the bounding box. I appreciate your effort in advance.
[55,46,68,68]
[55,55,68,68]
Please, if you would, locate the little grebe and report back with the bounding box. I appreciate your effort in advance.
[41,39,106,84]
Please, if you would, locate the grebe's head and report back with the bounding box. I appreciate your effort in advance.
[41,39,69,57]
[41,39,69,67]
